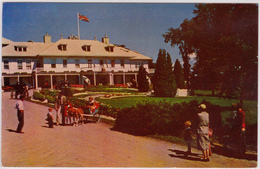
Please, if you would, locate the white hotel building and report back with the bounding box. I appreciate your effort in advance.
[2,33,153,89]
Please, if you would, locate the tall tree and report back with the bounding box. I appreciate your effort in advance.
[173,59,185,89]
[153,49,176,97]
[153,49,166,96]
[163,19,194,89]
[163,4,258,101]
[137,64,149,92]
[165,52,176,97]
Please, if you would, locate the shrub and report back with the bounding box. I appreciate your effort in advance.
[114,100,222,137]
[45,95,56,103]
[69,97,86,107]
[40,89,58,97]
[33,91,45,101]
[99,104,119,118]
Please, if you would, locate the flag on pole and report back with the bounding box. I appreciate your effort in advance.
[79,14,89,22]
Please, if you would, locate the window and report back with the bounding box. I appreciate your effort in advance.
[100,60,104,67]
[14,46,27,52]
[51,59,56,68]
[3,60,9,69]
[17,60,23,69]
[111,60,115,67]
[82,45,91,52]
[58,44,67,51]
[26,59,31,69]
[63,60,67,68]
[105,46,114,52]
[75,60,80,68]
[120,60,125,68]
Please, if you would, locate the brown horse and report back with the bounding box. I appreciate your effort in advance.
[67,107,84,126]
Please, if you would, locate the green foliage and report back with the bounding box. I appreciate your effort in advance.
[45,95,56,103]
[33,91,45,101]
[85,85,136,93]
[153,49,176,97]
[40,89,58,97]
[69,97,87,107]
[163,4,258,100]
[99,104,119,118]
[137,64,149,92]
[34,90,56,103]
[114,100,222,136]
[173,59,185,89]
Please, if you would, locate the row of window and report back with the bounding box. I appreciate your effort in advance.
[3,59,143,70]
[14,46,27,52]
[52,59,119,68]
[57,44,114,52]
[4,59,31,70]
[13,44,114,53]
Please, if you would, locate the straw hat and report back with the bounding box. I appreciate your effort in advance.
[199,104,206,110]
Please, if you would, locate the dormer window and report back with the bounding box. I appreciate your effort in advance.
[58,44,67,51]
[14,46,27,52]
[105,46,114,52]
[82,45,91,52]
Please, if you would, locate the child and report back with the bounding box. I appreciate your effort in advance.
[184,121,192,155]
[87,96,96,113]
[46,107,54,128]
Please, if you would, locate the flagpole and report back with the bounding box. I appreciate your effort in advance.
[77,12,80,40]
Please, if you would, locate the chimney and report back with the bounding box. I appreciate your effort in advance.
[94,36,97,41]
[60,34,63,39]
[102,34,109,44]
[43,32,51,43]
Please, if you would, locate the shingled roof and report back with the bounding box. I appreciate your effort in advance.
[2,37,152,60]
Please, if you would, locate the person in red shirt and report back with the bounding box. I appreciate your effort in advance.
[237,103,246,155]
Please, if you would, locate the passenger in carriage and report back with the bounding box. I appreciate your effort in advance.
[86,96,96,114]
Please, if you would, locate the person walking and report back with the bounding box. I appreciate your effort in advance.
[60,92,67,125]
[197,104,210,161]
[55,92,62,126]
[46,107,54,128]
[236,103,246,155]
[14,95,25,133]
[184,121,192,156]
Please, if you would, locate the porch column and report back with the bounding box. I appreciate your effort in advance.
[94,72,96,85]
[17,74,20,83]
[65,73,67,81]
[109,73,114,85]
[78,75,81,85]
[123,72,126,85]
[50,74,53,89]
[32,75,35,88]
[35,74,38,89]
[135,73,138,86]
[2,76,4,86]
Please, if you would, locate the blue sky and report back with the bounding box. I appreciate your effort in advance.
[2,2,196,64]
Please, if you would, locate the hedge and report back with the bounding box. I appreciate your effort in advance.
[113,100,222,137]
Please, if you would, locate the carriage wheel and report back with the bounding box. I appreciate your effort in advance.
[93,113,101,123]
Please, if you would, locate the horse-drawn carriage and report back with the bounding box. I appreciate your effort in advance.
[66,102,101,126]
[79,103,101,123]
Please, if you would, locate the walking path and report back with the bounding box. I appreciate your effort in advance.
[1,91,257,167]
